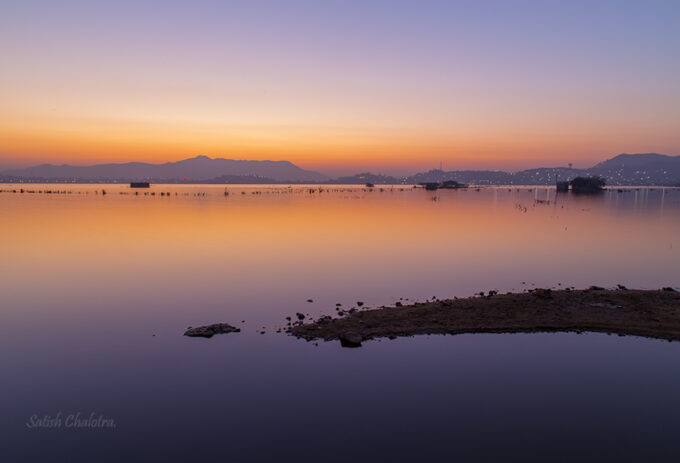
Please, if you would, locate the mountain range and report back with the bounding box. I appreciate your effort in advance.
[1,153,679,186]
[0,155,327,183]
[332,153,680,186]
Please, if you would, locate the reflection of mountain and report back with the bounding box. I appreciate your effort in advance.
[0,155,328,183]
[1,153,678,185]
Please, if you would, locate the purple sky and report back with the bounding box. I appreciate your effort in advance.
[1,0,679,174]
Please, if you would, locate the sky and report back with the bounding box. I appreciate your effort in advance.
[1,0,679,175]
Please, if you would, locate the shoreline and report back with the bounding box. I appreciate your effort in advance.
[289,288,680,347]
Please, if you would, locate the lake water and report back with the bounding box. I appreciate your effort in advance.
[2,184,680,461]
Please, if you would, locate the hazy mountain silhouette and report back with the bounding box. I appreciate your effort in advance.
[0,155,328,183]
[314,153,678,186]
[400,153,679,186]
[594,153,676,168]
[587,153,680,185]
[1,153,678,185]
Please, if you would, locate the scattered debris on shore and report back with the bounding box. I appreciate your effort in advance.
[184,323,241,338]
[289,288,680,347]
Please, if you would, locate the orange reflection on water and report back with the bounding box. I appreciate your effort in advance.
[1,185,679,323]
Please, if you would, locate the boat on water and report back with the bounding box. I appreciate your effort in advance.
[570,176,606,194]
[556,181,570,192]
[439,180,467,189]
[419,181,467,191]
[130,182,150,188]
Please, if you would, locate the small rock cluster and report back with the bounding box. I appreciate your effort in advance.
[184,323,240,338]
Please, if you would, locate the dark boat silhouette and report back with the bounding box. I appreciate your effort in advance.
[571,176,605,194]
[130,182,150,188]
[419,181,467,191]
[439,180,467,189]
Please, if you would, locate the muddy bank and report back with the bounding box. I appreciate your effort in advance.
[290,288,680,346]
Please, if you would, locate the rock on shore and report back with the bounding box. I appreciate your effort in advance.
[184,323,241,338]
[290,288,680,347]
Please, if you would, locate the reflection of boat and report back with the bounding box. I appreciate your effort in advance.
[130,182,150,188]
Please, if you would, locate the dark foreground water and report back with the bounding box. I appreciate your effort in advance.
[1,185,679,462]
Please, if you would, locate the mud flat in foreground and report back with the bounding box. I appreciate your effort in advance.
[290,288,680,347]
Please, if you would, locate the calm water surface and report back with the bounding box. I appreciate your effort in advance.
[1,184,679,461]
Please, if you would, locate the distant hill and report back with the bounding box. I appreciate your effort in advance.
[1,153,678,185]
[588,153,680,185]
[0,155,328,183]
[398,153,679,186]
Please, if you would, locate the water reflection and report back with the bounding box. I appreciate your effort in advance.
[1,184,679,461]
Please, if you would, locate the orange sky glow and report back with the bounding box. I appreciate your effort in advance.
[1,1,678,175]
